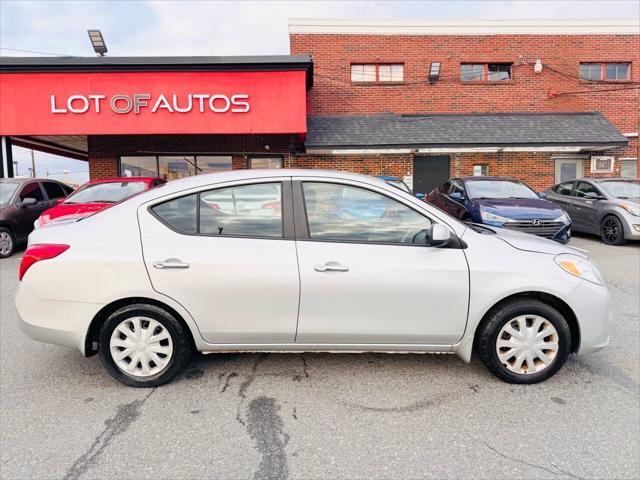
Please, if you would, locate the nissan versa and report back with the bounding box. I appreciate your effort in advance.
[16,171,611,387]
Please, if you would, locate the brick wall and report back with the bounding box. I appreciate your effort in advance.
[290,31,640,174]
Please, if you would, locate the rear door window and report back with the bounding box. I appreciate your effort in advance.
[42,181,66,200]
[152,194,197,234]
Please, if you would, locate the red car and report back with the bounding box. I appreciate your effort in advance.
[35,177,165,228]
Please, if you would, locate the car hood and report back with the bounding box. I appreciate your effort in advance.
[483,224,587,257]
[42,202,110,222]
[473,198,564,220]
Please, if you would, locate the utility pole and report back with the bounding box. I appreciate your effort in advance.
[30,149,36,178]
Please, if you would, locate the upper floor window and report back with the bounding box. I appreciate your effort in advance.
[579,62,630,81]
[351,64,404,83]
[461,63,512,81]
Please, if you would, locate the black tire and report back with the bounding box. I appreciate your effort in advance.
[600,215,626,245]
[475,298,571,384]
[0,227,15,259]
[98,303,193,387]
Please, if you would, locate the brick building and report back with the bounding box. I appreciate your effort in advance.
[1,19,638,193]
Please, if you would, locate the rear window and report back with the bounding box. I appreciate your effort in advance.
[65,181,147,204]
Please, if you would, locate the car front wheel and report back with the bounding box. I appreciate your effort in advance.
[601,215,626,245]
[98,303,193,387]
[0,227,15,258]
[476,298,571,384]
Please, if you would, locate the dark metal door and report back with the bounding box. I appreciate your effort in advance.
[413,156,450,196]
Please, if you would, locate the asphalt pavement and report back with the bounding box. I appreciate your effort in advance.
[1,234,638,480]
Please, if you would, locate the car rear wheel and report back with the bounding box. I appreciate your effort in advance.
[600,215,626,245]
[98,304,193,387]
[0,227,15,258]
[476,298,571,384]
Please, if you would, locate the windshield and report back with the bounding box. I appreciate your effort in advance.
[0,182,19,206]
[598,180,640,199]
[64,181,147,204]
[466,180,538,200]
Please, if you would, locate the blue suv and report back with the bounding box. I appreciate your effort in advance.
[426,176,571,243]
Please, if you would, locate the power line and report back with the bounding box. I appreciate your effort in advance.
[0,47,73,56]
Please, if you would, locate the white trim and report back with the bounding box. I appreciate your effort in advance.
[623,132,639,138]
[590,155,615,173]
[288,18,640,35]
[305,145,622,155]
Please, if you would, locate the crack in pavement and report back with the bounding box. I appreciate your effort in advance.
[220,372,239,393]
[246,396,289,480]
[292,354,309,382]
[235,354,267,426]
[344,399,435,413]
[63,388,156,480]
[480,440,584,479]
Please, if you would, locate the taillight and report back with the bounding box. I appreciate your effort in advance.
[19,244,70,281]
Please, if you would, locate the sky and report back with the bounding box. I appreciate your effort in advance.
[1,0,638,183]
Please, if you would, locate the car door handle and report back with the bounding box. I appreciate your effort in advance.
[153,259,190,269]
[314,262,349,273]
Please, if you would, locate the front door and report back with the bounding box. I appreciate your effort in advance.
[138,179,300,344]
[413,156,450,197]
[555,159,584,183]
[294,180,469,345]
[15,181,49,239]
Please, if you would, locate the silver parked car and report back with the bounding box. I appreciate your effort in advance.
[544,178,640,245]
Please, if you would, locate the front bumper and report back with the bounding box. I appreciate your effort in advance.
[622,217,640,240]
[16,283,102,355]
[569,279,611,355]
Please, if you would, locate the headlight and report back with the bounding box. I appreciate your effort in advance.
[554,212,571,224]
[619,203,640,217]
[480,210,513,224]
[554,253,604,285]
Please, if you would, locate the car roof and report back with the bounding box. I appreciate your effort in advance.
[377,175,401,181]
[457,176,520,182]
[577,177,638,183]
[0,177,56,183]
[83,176,161,185]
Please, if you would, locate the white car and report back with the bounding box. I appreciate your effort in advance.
[16,170,611,387]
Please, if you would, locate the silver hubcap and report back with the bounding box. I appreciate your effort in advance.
[496,315,559,375]
[0,232,13,256]
[110,317,173,377]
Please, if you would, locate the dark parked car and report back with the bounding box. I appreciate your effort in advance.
[426,176,571,243]
[0,178,73,258]
[544,178,640,245]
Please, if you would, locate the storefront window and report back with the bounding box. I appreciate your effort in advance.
[158,156,197,180]
[197,156,233,174]
[249,156,283,169]
[120,157,158,177]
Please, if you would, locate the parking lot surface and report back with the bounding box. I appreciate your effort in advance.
[1,235,639,480]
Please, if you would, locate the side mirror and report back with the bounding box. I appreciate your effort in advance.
[17,197,37,207]
[538,192,547,199]
[450,192,464,201]
[584,192,604,200]
[429,224,452,247]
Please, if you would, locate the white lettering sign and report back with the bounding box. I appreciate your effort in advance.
[50,93,251,114]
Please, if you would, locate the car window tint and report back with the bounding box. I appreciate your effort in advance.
[303,182,432,245]
[19,182,44,202]
[574,182,601,198]
[553,182,574,196]
[42,182,66,199]
[199,182,283,237]
[62,184,75,195]
[152,193,197,234]
[438,181,451,194]
[449,180,464,196]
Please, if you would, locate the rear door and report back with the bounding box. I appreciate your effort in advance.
[138,178,300,344]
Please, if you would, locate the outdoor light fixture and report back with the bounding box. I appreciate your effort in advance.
[534,58,543,74]
[428,62,441,83]
[87,29,108,56]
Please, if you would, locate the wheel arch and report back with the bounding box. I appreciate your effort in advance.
[472,291,580,355]
[84,296,197,357]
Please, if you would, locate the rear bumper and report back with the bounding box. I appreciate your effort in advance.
[16,283,102,355]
